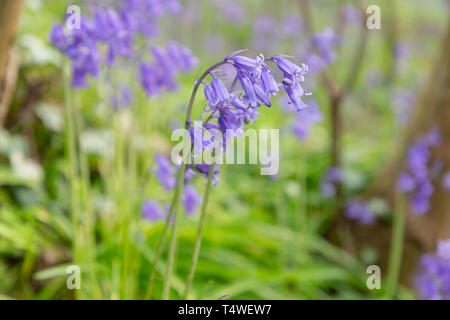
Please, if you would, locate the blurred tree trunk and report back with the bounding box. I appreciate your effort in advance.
[0,0,23,124]
[351,21,450,285]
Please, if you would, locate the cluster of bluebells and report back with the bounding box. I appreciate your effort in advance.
[345,199,376,225]
[415,239,450,300]
[186,51,311,181]
[49,0,197,103]
[397,128,442,215]
[320,167,343,198]
[280,97,323,141]
[142,155,201,223]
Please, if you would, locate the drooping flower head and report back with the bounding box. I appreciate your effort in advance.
[181,51,311,182]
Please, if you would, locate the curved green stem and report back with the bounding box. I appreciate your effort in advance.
[147,60,228,300]
[183,163,216,299]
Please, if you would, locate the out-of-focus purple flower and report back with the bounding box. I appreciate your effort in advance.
[211,0,245,24]
[140,42,198,96]
[50,1,194,95]
[345,199,376,225]
[186,50,311,184]
[311,27,341,64]
[305,53,328,76]
[340,4,363,24]
[391,88,415,125]
[397,128,442,215]
[437,239,450,260]
[167,41,199,72]
[142,200,164,222]
[320,182,336,198]
[49,22,101,88]
[93,7,133,65]
[281,16,304,37]
[394,41,409,60]
[414,238,450,300]
[279,94,297,114]
[252,16,281,52]
[393,41,410,75]
[320,167,343,198]
[397,172,416,193]
[182,185,201,215]
[442,172,450,192]
[193,164,220,185]
[154,154,177,191]
[427,127,443,147]
[111,85,133,110]
[411,193,431,215]
[269,55,311,111]
[291,100,322,141]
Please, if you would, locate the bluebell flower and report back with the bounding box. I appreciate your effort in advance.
[111,85,133,110]
[167,41,199,72]
[227,54,264,78]
[340,4,363,24]
[291,100,322,140]
[283,82,309,111]
[237,72,260,108]
[397,172,416,193]
[311,27,341,64]
[211,78,231,106]
[142,200,164,222]
[49,22,101,88]
[414,239,450,300]
[154,154,177,191]
[320,167,343,198]
[397,128,442,215]
[260,68,280,97]
[182,185,201,215]
[442,172,450,192]
[193,164,220,185]
[230,97,259,124]
[50,0,195,95]
[345,199,376,225]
